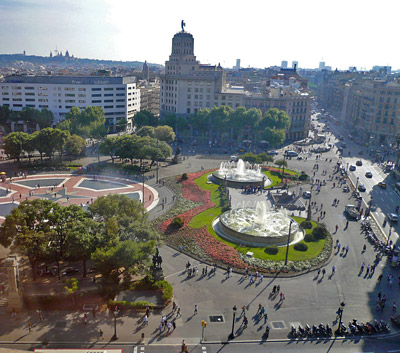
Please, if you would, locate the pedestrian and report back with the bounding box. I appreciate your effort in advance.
[345,245,349,254]
[172,320,176,330]
[28,322,32,333]
[264,313,268,323]
[194,304,198,315]
[159,323,163,334]
[317,269,321,276]
[332,266,336,274]
[360,262,365,272]
[393,302,397,312]
[259,274,263,283]
[335,224,338,232]
[378,274,383,282]
[243,315,248,328]
[143,315,148,326]
[277,285,280,293]
[176,307,181,317]
[366,264,371,274]
[83,314,87,325]
[257,303,262,314]
[272,285,277,293]
[345,221,349,229]
[167,321,172,332]
[363,244,366,252]
[173,301,177,312]
[250,274,254,284]
[99,328,103,339]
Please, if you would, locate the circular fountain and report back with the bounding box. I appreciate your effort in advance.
[212,201,304,247]
[212,159,272,188]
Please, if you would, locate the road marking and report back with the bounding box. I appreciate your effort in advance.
[165,270,185,279]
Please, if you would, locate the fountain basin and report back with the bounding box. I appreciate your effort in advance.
[213,205,304,247]
[211,159,271,188]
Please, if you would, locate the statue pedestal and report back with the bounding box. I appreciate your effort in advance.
[153,268,164,281]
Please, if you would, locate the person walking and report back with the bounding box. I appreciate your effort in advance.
[28,322,32,333]
[264,312,268,324]
[360,262,365,272]
[242,315,248,328]
[172,320,176,330]
[332,266,336,275]
[335,224,338,233]
[176,307,181,318]
[277,285,280,293]
[83,314,87,325]
[194,304,198,315]
[99,328,103,340]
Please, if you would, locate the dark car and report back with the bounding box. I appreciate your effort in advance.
[378,182,387,189]
[356,160,363,166]
[267,150,278,155]
[365,172,373,178]
[358,184,366,192]
[349,165,356,171]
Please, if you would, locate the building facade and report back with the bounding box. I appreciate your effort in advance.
[0,76,140,131]
[160,28,312,142]
[139,81,160,116]
[346,79,400,145]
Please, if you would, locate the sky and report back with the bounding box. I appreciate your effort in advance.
[0,0,399,70]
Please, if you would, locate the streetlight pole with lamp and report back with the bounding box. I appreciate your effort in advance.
[335,302,346,335]
[112,307,119,340]
[201,320,207,343]
[355,176,359,191]
[229,305,237,340]
[284,219,294,266]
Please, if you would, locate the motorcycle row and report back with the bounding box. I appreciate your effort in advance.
[290,323,332,338]
[289,319,390,338]
[361,221,388,252]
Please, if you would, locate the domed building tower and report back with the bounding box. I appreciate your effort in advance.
[142,60,149,81]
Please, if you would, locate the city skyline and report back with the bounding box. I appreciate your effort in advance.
[0,0,399,70]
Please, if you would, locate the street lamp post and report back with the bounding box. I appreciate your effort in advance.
[307,190,312,221]
[335,302,346,335]
[229,305,237,340]
[141,166,145,206]
[284,220,294,266]
[112,308,119,340]
[355,176,359,190]
[387,226,393,245]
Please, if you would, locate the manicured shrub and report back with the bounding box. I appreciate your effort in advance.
[294,243,308,251]
[171,217,184,228]
[264,245,279,255]
[107,299,155,310]
[304,233,314,242]
[300,220,313,229]
[299,172,309,181]
[312,225,329,240]
[181,173,188,180]
[154,280,173,301]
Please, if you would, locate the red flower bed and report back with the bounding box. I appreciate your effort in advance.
[159,170,215,232]
[159,170,249,268]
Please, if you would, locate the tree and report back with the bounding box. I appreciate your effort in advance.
[46,204,91,279]
[0,199,55,281]
[188,109,210,134]
[3,132,28,161]
[0,106,12,125]
[89,194,146,223]
[91,240,155,297]
[64,278,79,303]
[154,125,175,143]
[263,108,291,130]
[133,110,158,129]
[137,126,155,138]
[33,128,68,162]
[230,106,247,139]
[24,133,36,163]
[99,136,118,163]
[65,134,86,160]
[263,127,285,147]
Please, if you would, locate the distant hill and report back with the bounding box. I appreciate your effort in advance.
[0,54,163,70]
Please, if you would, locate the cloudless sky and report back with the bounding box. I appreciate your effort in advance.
[0,0,399,70]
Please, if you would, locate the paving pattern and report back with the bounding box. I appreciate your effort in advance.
[0,174,158,223]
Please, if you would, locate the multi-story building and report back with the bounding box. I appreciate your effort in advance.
[139,80,160,116]
[244,87,311,141]
[0,75,140,131]
[160,29,243,116]
[160,27,312,141]
[346,79,400,145]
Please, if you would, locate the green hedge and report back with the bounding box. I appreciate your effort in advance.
[304,233,315,242]
[300,220,313,229]
[171,217,184,228]
[107,299,154,310]
[264,245,279,255]
[294,243,308,251]
[181,173,188,180]
[312,225,329,239]
[154,280,173,301]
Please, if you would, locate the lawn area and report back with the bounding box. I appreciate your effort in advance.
[189,172,326,262]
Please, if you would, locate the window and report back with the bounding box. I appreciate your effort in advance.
[187,108,191,113]
[116,87,125,91]
[64,87,75,91]
[26,104,35,107]
[65,99,75,103]
[79,100,85,103]
[104,94,113,97]
[116,93,125,97]
[91,100,101,103]
[65,94,75,97]
[2,98,9,101]
[78,94,86,97]
[25,87,34,90]
[104,105,113,109]
[116,99,124,102]
[38,105,48,108]
[92,94,101,97]
[104,87,113,91]
[78,88,86,91]
[12,98,22,101]
[116,105,124,108]
[91,88,101,91]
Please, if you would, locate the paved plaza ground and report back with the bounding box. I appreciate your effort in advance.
[0,130,399,349]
